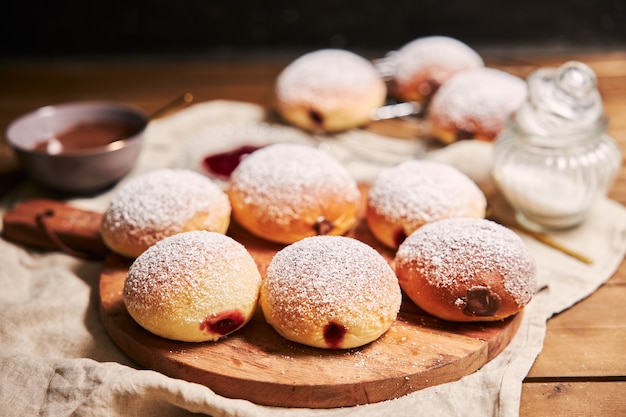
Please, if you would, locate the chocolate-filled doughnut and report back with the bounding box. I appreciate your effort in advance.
[395,218,537,322]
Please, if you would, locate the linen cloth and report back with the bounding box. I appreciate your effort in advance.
[1,100,625,417]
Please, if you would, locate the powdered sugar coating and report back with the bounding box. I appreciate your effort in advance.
[228,143,360,240]
[392,36,484,86]
[396,218,536,307]
[261,236,402,349]
[275,49,387,132]
[101,168,231,257]
[427,67,527,140]
[367,159,486,233]
[276,49,385,109]
[124,231,261,342]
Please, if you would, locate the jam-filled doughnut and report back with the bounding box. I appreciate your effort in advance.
[260,235,402,349]
[274,49,387,132]
[101,168,231,258]
[227,143,361,244]
[395,218,537,322]
[426,67,527,143]
[123,231,262,342]
[366,160,487,249]
[388,36,484,103]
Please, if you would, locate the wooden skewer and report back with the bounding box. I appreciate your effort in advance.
[148,92,194,120]
[510,224,594,265]
[492,216,594,265]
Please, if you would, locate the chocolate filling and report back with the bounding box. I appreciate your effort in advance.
[313,217,334,235]
[463,285,501,316]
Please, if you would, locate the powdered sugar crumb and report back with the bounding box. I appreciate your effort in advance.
[396,218,537,306]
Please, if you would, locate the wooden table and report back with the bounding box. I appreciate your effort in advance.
[1,48,625,416]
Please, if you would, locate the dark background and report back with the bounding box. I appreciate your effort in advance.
[2,0,626,59]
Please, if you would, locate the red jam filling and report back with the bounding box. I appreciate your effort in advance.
[200,310,246,336]
[202,145,262,179]
[323,321,347,349]
[393,229,407,248]
[308,109,324,126]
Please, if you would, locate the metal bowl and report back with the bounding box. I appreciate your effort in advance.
[6,101,148,195]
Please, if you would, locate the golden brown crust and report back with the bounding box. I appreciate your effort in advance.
[388,36,484,103]
[102,209,230,259]
[365,203,425,250]
[275,99,384,133]
[396,261,523,322]
[229,188,359,245]
[426,67,527,143]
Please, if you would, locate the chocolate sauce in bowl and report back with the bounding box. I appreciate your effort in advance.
[34,120,142,153]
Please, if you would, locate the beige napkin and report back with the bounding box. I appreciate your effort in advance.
[1,100,625,417]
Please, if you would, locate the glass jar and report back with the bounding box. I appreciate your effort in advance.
[492,61,622,232]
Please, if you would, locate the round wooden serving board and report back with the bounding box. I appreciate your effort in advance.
[99,186,524,409]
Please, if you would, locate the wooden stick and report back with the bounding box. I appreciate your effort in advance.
[504,222,594,265]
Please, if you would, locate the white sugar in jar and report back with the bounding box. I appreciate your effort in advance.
[492,61,621,231]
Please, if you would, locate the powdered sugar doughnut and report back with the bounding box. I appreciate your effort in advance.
[389,36,484,103]
[427,67,527,143]
[101,168,231,258]
[395,218,537,322]
[124,231,261,342]
[366,160,487,249]
[261,236,402,349]
[227,143,361,244]
[274,49,387,132]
